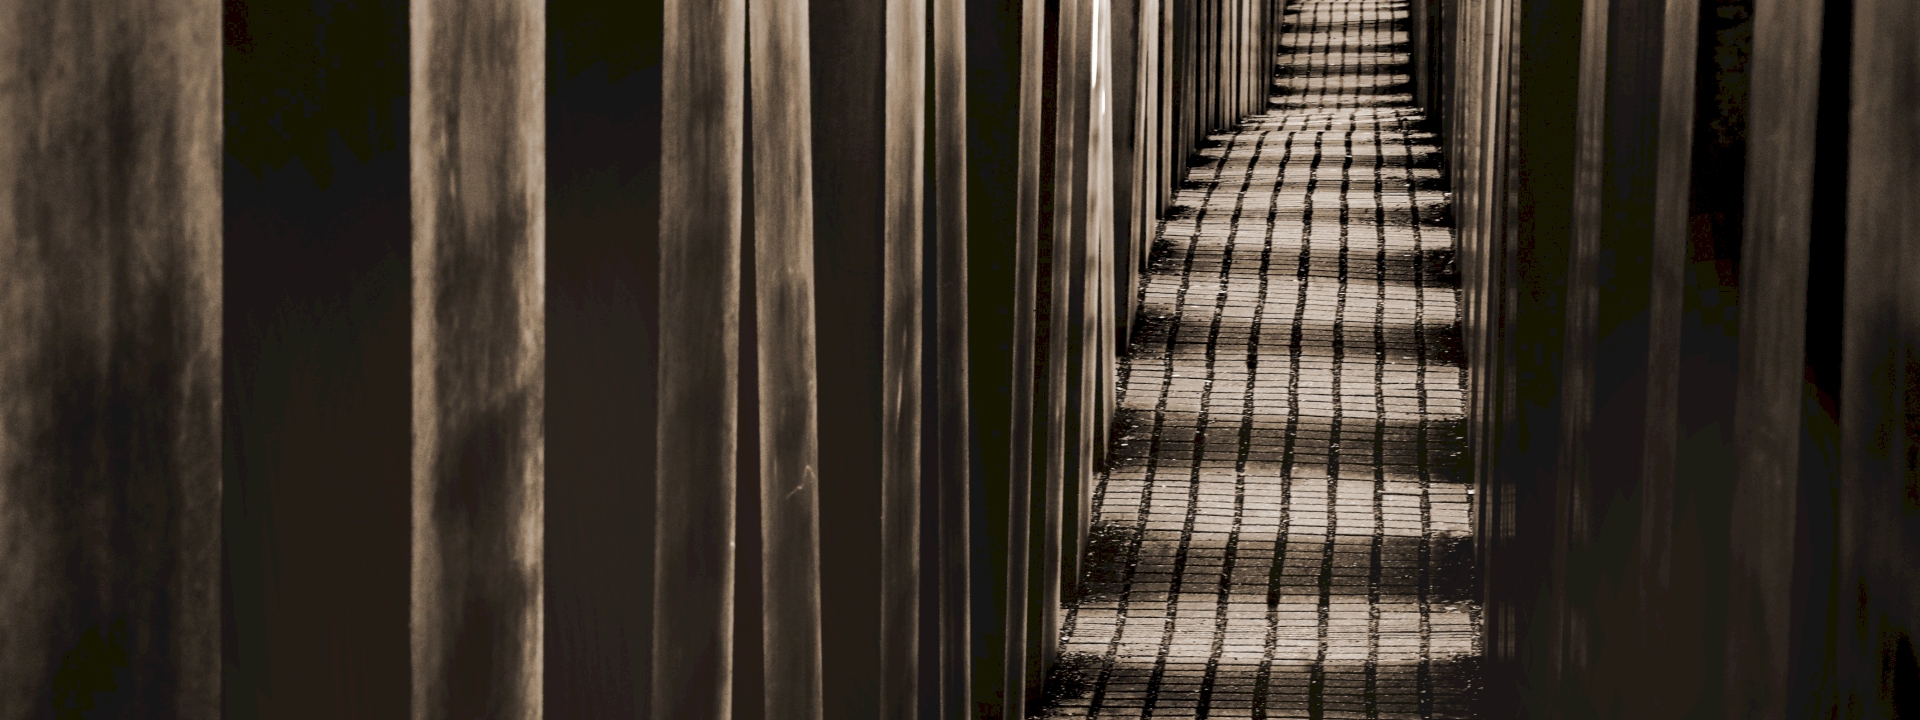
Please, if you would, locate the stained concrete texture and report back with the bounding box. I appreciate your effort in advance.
[1042,0,1479,716]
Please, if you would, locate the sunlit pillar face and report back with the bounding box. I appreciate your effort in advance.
[1091,0,1106,119]
[1090,0,1100,88]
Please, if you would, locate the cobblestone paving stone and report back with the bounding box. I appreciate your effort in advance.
[1042,0,1479,717]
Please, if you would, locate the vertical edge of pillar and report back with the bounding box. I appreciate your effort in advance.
[1114,0,1144,345]
[1540,0,1610,702]
[1042,0,1092,673]
[409,0,547,717]
[1047,0,1100,693]
[1412,0,1432,113]
[963,0,1041,710]
[180,6,227,700]
[1473,0,1584,710]
[1633,0,1699,706]
[1170,0,1179,205]
[654,0,745,711]
[1100,0,1120,556]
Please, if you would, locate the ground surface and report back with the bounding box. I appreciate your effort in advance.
[1042,0,1480,716]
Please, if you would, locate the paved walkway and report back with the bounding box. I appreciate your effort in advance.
[1044,0,1478,717]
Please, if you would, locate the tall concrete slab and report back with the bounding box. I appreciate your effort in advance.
[808,0,926,711]
[747,0,826,713]
[1837,0,1920,714]
[1724,0,1824,714]
[0,3,222,717]
[653,0,745,712]
[409,1,545,717]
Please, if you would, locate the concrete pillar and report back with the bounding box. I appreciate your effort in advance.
[1836,0,1920,713]
[654,0,745,712]
[928,0,973,713]
[1037,0,1090,693]
[408,1,545,718]
[1723,0,1826,714]
[1460,0,1582,713]
[1161,0,1177,212]
[881,0,929,712]
[808,0,925,711]
[963,0,1047,712]
[747,0,826,713]
[1113,0,1144,343]
[0,3,222,717]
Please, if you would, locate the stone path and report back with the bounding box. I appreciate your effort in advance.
[1043,0,1479,717]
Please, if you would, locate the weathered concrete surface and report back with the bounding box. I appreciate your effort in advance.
[1838,0,1920,715]
[0,2,222,717]
[747,0,825,712]
[1722,0,1821,714]
[654,0,745,714]
[409,0,545,717]
[928,0,972,714]
[808,0,925,714]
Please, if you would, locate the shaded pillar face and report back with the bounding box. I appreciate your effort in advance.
[1725,0,1821,711]
[0,2,223,717]
[654,0,745,714]
[925,0,973,714]
[409,0,546,717]
[962,0,1045,712]
[1446,0,1584,712]
[1549,0,1750,712]
[808,0,926,713]
[222,1,413,717]
[1838,0,1920,714]
[544,2,664,717]
[1035,0,1090,696]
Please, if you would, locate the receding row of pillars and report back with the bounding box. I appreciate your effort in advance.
[1424,0,1920,714]
[0,0,1274,717]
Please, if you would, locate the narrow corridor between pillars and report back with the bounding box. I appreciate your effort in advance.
[1042,0,1478,716]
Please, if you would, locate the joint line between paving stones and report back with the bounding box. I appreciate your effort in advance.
[1310,123,1355,720]
[1366,107,1389,720]
[1250,129,1299,720]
